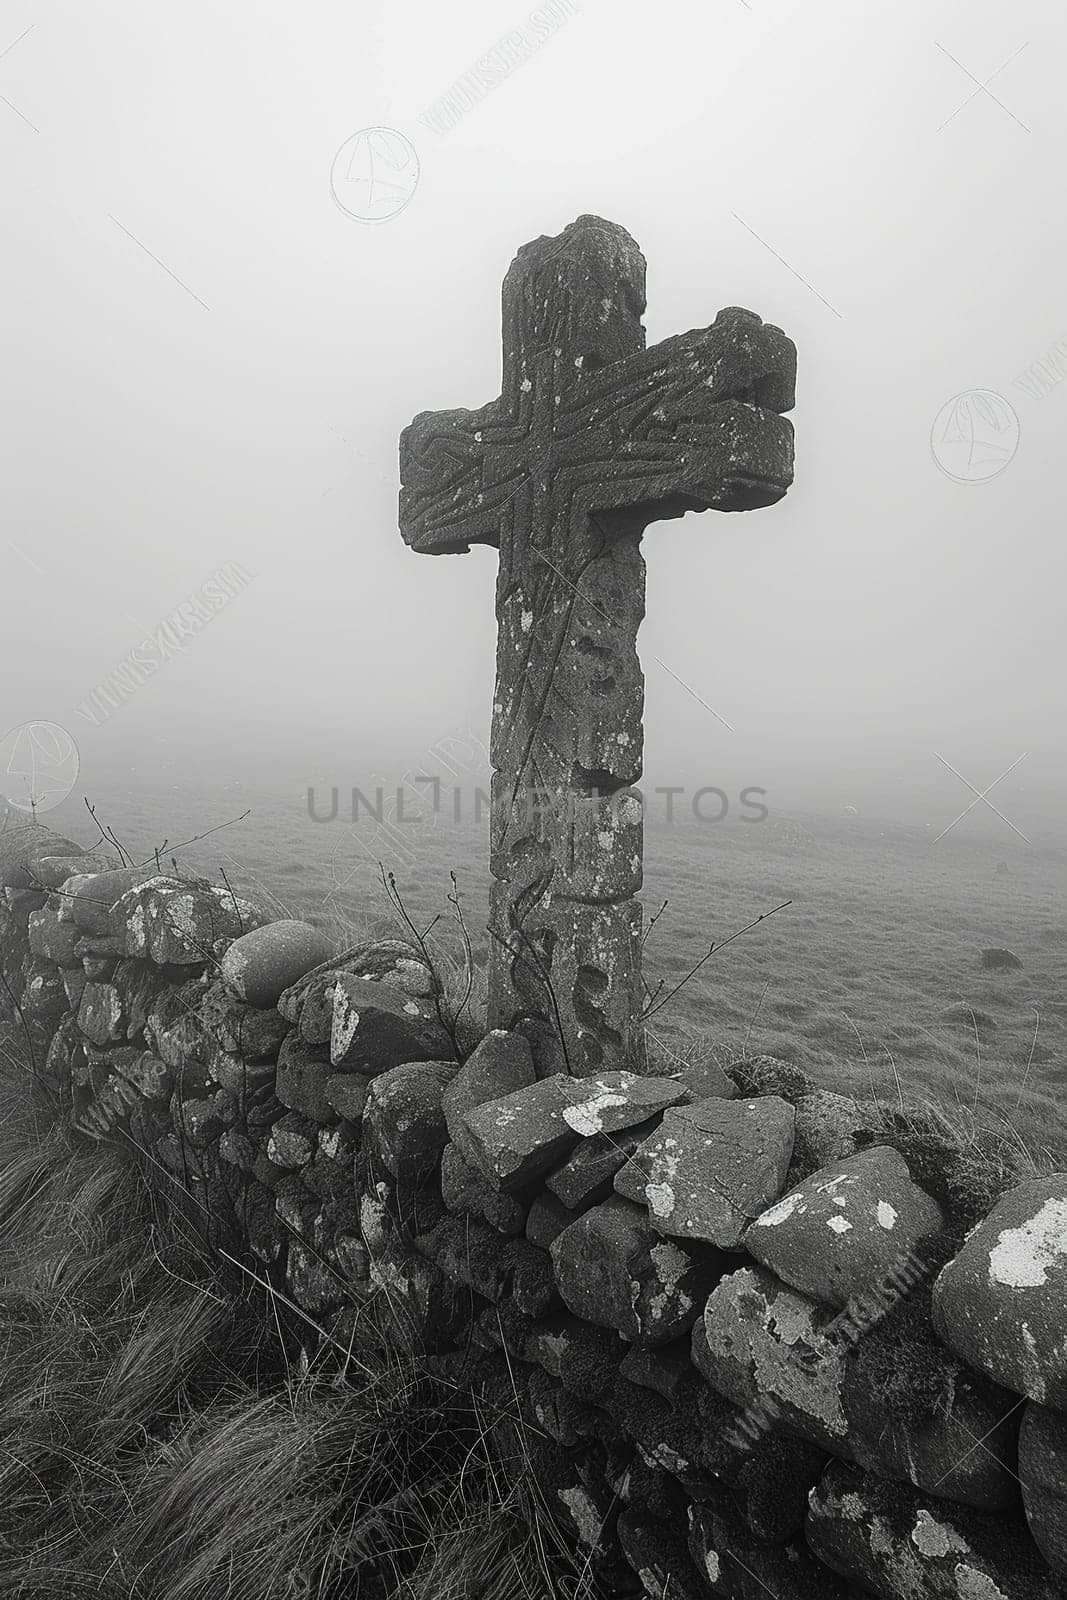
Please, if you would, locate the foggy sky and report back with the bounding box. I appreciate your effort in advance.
[3,0,1065,834]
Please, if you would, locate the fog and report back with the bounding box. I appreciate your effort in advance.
[3,0,1065,840]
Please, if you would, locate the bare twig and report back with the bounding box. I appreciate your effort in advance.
[644,900,792,1021]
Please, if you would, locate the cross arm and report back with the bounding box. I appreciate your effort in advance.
[399,403,525,556]
[561,308,797,517]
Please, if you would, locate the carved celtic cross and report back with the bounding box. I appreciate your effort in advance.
[399,214,795,1076]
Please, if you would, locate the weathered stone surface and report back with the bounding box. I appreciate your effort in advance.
[61,968,86,1011]
[27,905,79,965]
[400,216,795,1078]
[440,1141,527,1235]
[266,1112,316,1169]
[615,1095,795,1247]
[322,1071,372,1123]
[618,1341,692,1403]
[362,1061,456,1182]
[329,974,453,1074]
[220,920,333,1008]
[667,1058,737,1103]
[689,1493,849,1599]
[144,983,207,1070]
[112,959,167,1042]
[113,1050,172,1101]
[193,979,290,1062]
[21,958,67,1019]
[807,1461,1061,1599]
[550,1194,724,1346]
[745,1146,946,1309]
[1020,1401,1067,1578]
[68,867,159,934]
[0,825,84,889]
[117,877,266,965]
[278,939,433,1038]
[932,1175,1067,1407]
[77,982,125,1047]
[617,1510,711,1600]
[524,1311,626,1401]
[700,1266,850,1452]
[441,1028,535,1144]
[525,1190,575,1250]
[275,1034,333,1123]
[982,946,1023,971]
[699,1265,1019,1508]
[457,1070,688,1193]
[34,851,118,889]
[546,1114,660,1209]
[791,1089,874,1173]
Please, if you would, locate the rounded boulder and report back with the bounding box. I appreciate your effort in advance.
[220,920,334,1008]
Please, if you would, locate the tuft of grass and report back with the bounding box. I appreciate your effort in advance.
[0,1042,600,1599]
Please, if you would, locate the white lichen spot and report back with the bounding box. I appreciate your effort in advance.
[953,1564,1008,1600]
[988,1198,1067,1288]
[563,1085,630,1135]
[827,1216,853,1234]
[754,1191,805,1228]
[910,1510,968,1557]
[877,1201,898,1230]
[704,1550,720,1583]
[331,991,361,1062]
[520,609,533,633]
[520,376,532,393]
[558,1486,601,1548]
[646,1182,675,1219]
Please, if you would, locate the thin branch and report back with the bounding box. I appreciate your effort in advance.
[644,900,792,1021]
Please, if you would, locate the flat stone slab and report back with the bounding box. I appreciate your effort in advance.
[932,1175,1067,1407]
[550,1194,723,1347]
[546,1114,661,1209]
[745,1145,946,1309]
[614,1095,795,1247]
[329,974,453,1075]
[807,1460,1063,1600]
[441,1029,536,1145]
[1020,1401,1067,1579]
[455,1070,688,1192]
[221,920,334,1008]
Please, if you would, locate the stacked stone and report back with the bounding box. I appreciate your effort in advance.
[1,823,1064,1600]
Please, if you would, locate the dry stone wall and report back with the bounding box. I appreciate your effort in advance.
[1,821,1064,1600]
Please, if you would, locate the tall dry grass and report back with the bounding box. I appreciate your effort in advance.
[0,1031,591,1600]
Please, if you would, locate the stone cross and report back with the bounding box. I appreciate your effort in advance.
[399,214,795,1077]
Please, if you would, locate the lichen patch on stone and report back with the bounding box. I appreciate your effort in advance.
[987,1198,1067,1288]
